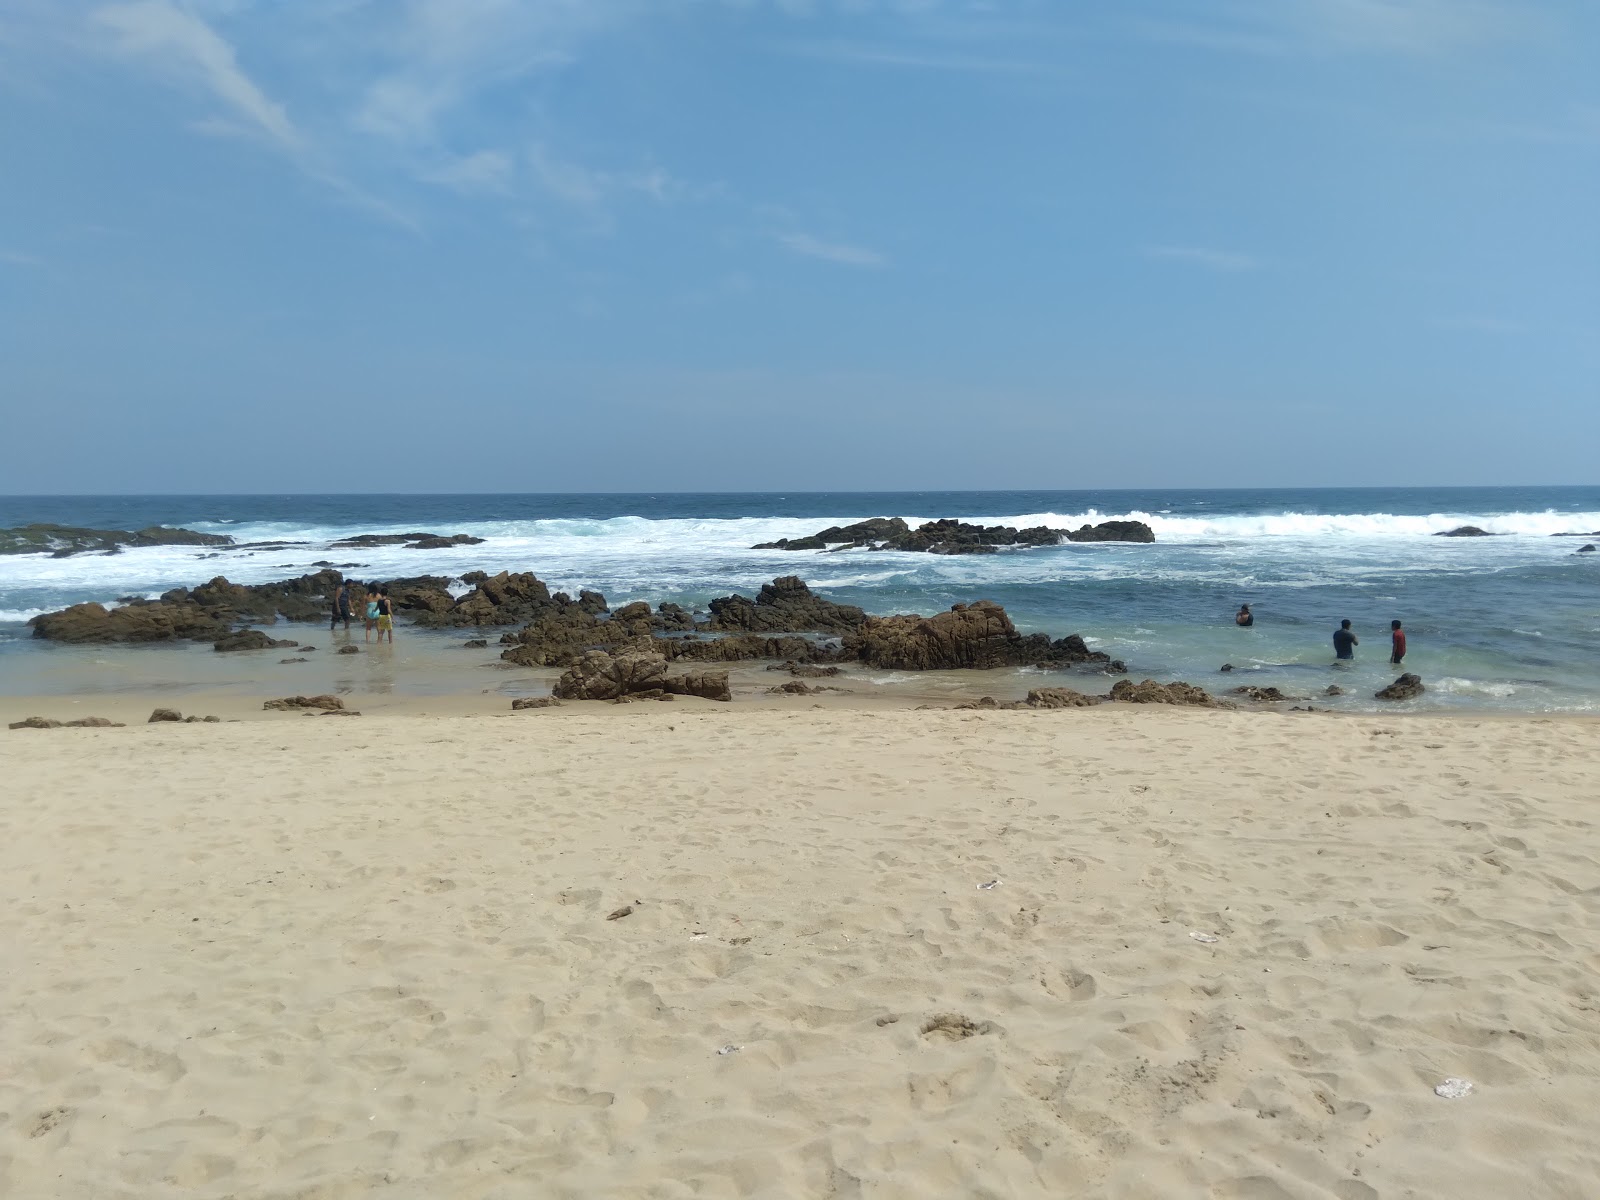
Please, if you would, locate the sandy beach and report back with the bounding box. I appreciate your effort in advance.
[3,704,1598,1199]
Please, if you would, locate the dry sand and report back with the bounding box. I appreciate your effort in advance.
[2,704,1598,1199]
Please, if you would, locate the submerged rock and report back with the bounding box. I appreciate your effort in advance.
[1435,526,1494,537]
[214,629,297,652]
[1375,674,1425,701]
[1230,685,1293,703]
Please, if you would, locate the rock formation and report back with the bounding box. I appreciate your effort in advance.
[1107,679,1224,707]
[754,517,1154,553]
[705,576,866,635]
[1375,674,1425,701]
[1435,526,1494,537]
[330,532,485,550]
[551,650,730,702]
[263,695,345,711]
[843,601,1113,672]
[214,630,297,652]
[1,523,233,557]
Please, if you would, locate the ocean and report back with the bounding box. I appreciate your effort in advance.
[3,487,1598,713]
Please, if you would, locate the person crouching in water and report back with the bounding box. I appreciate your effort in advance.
[1390,620,1406,665]
[377,586,395,645]
[1235,604,1254,627]
[364,585,380,643]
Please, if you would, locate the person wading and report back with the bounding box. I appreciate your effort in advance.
[1333,619,1358,662]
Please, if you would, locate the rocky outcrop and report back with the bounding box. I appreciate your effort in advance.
[512,697,563,710]
[753,517,910,551]
[414,571,555,628]
[174,570,344,624]
[1230,686,1292,703]
[9,715,124,729]
[148,708,183,723]
[1435,526,1494,537]
[384,576,456,616]
[1324,685,1345,697]
[498,597,659,667]
[552,650,731,702]
[1375,674,1425,701]
[1107,679,1224,707]
[705,576,867,635]
[1579,544,1596,554]
[30,600,230,644]
[664,635,841,665]
[663,669,732,702]
[330,532,485,550]
[1,523,233,557]
[1022,687,1102,708]
[553,650,669,701]
[1063,521,1155,543]
[766,662,845,677]
[337,645,360,654]
[954,687,1102,710]
[214,630,297,652]
[843,601,1113,672]
[264,695,344,711]
[754,517,1154,553]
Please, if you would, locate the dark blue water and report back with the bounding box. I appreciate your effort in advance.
[4,488,1598,711]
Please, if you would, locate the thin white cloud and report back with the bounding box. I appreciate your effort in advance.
[90,1,418,230]
[421,149,516,194]
[1143,245,1260,272]
[779,232,886,267]
[792,40,1048,74]
[0,249,42,267]
[94,0,299,148]
[1138,0,1539,57]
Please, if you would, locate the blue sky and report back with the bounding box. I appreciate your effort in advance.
[1,0,1596,493]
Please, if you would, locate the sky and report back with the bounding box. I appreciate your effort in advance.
[1,0,1597,494]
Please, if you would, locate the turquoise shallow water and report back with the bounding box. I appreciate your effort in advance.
[2,487,1598,712]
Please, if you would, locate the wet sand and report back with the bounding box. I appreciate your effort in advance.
[3,704,1599,1198]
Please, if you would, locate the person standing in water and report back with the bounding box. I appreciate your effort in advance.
[1390,620,1406,665]
[1333,619,1358,661]
[330,580,353,632]
[376,586,395,645]
[364,585,380,643]
[1235,604,1254,627]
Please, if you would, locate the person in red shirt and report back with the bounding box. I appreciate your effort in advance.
[1390,620,1407,665]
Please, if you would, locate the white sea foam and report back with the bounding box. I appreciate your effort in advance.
[1432,677,1520,699]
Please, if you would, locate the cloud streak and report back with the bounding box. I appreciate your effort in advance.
[779,232,886,267]
[94,1,299,149]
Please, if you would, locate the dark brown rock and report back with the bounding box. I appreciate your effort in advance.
[263,695,344,711]
[553,650,669,701]
[664,669,732,702]
[1,523,232,557]
[766,662,844,677]
[1435,526,1494,537]
[337,645,360,655]
[1230,686,1293,703]
[463,639,488,649]
[511,697,563,710]
[279,657,309,664]
[1107,679,1224,707]
[30,600,229,644]
[1324,685,1345,697]
[414,570,553,628]
[705,576,867,635]
[844,601,1106,672]
[214,629,297,652]
[9,716,63,729]
[148,708,183,723]
[1023,687,1102,709]
[1375,674,1425,701]
[1062,520,1155,543]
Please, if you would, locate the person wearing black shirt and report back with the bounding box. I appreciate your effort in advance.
[1235,604,1254,627]
[1333,619,1358,660]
